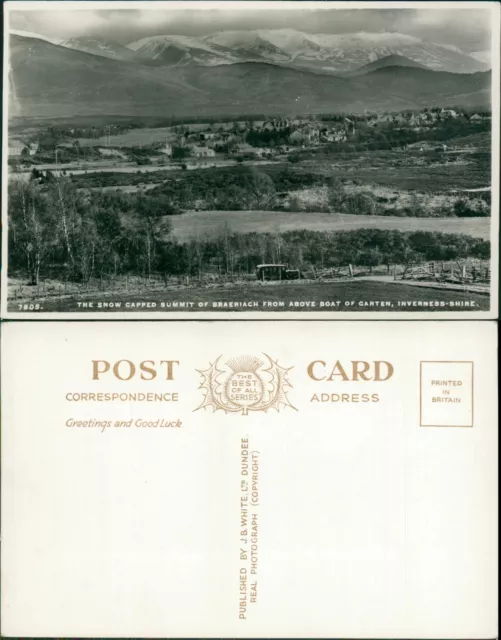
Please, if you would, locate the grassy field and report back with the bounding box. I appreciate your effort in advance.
[77,127,179,147]
[75,122,240,147]
[10,280,489,313]
[307,151,490,191]
[170,211,490,241]
[333,163,490,191]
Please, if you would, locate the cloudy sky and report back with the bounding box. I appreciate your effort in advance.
[8,2,492,53]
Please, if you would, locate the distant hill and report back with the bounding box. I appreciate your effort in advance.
[347,54,427,76]
[58,37,135,61]
[355,65,490,108]
[8,34,491,118]
[7,35,203,117]
[9,29,61,45]
[470,50,491,65]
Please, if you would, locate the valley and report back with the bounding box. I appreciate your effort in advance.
[5,22,494,313]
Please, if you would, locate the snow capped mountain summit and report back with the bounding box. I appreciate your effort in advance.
[470,50,491,65]
[126,28,488,73]
[202,29,423,58]
[13,27,488,74]
[201,30,263,49]
[255,28,319,51]
[126,34,240,65]
[256,29,485,73]
[128,34,216,54]
[256,29,328,61]
[203,31,290,62]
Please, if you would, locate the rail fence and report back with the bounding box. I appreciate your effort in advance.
[9,258,490,302]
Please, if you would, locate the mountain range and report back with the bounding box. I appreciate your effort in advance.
[8,33,491,118]
[25,28,490,75]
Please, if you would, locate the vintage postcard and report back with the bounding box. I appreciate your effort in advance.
[1,1,499,319]
[1,320,497,637]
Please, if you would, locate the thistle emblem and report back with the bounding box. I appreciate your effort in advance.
[195,354,296,415]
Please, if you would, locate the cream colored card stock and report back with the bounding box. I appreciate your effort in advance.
[1,321,497,638]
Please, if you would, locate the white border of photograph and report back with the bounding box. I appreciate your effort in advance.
[2,0,499,319]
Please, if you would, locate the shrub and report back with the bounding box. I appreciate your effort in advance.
[453,197,490,217]
[287,196,304,212]
[327,186,345,211]
[342,192,378,216]
[172,147,190,160]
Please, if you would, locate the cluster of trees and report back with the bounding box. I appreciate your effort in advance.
[8,176,489,287]
[453,197,491,217]
[245,127,293,147]
[147,165,349,210]
[221,110,490,151]
[146,167,491,218]
[8,179,174,286]
[60,164,333,194]
[305,117,491,154]
[152,166,277,210]
[173,228,490,278]
[315,108,491,123]
[64,164,490,218]
[326,185,490,218]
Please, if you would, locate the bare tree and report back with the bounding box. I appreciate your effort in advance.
[8,180,54,285]
[244,168,276,210]
[48,178,80,269]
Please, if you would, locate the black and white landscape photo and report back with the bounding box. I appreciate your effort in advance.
[2,1,498,316]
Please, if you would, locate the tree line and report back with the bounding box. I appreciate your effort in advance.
[8,177,489,286]
[63,164,490,218]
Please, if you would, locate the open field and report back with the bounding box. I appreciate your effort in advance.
[302,151,490,191]
[332,163,490,191]
[74,121,247,146]
[8,279,489,313]
[170,211,490,241]
[77,127,179,147]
